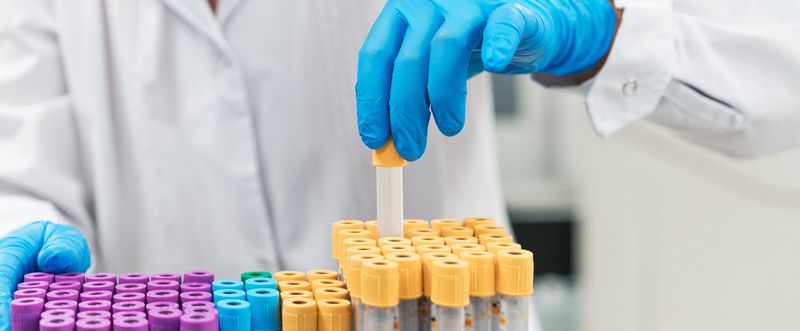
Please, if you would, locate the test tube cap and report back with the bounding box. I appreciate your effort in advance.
[111,301,145,314]
[24,272,54,284]
[441,226,474,238]
[381,244,416,255]
[212,289,246,303]
[473,225,507,237]
[404,228,439,239]
[181,291,213,303]
[416,244,451,255]
[114,292,146,303]
[116,283,148,294]
[331,220,365,260]
[85,273,117,284]
[306,269,339,282]
[246,288,279,331]
[145,302,179,311]
[337,229,371,260]
[463,217,496,229]
[402,219,429,231]
[13,288,46,300]
[17,281,49,291]
[431,259,470,307]
[183,307,218,318]
[272,271,306,284]
[345,253,384,299]
[216,300,252,330]
[44,299,78,312]
[365,220,379,239]
[344,246,381,280]
[77,310,112,320]
[211,280,244,292]
[147,290,180,304]
[83,281,115,293]
[112,317,148,331]
[181,282,212,293]
[316,298,351,331]
[430,219,463,232]
[280,290,314,301]
[112,311,147,320]
[118,273,150,285]
[39,316,75,331]
[147,280,180,292]
[450,243,486,255]
[377,237,411,247]
[385,252,422,299]
[244,277,277,290]
[478,234,513,245]
[444,236,478,246]
[459,251,496,297]
[11,296,44,314]
[372,138,407,167]
[180,313,218,331]
[150,273,181,283]
[239,271,270,282]
[496,249,534,296]
[55,272,86,284]
[148,308,183,330]
[41,308,75,320]
[78,300,111,312]
[184,271,215,284]
[421,252,457,297]
[310,279,345,290]
[361,260,399,307]
[313,287,349,300]
[486,242,522,255]
[182,301,216,310]
[411,236,445,247]
[246,288,279,303]
[79,290,112,303]
[278,280,310,292]
[340,238,377,271]
[50,281,82,292]
[75,318,111,331]
[281,298,317,331]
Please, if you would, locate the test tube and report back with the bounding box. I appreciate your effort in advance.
[112,317,149,331]
[55,272,86,284]
[478,235,513,246]
[212,280,244,292]
[377,237,412,247]
[444,236,478,246]
[113,311,147,320]
[441,226,474,238]
[485,242,521,256]
[217,299,251,331]
[45,300,78,312]
[416,245,451,255]
[340,238,377,275]
[278,280,310,292]
[119,273,150,285]
[78,300,112,312]
[114,292,146,303]
[83,281,115,293]
[184,271,216,284]
[148,280,180,292]
[313,287,349,301]
[381,244,416,256]
[385,252,422,331]
[450,244,485,256]
[245,278,277,290]
[462,217,495,229]
[346,253,384,331]
[50,281,83,292]
[17,281,49,291]
[180,313,218,331]
[280,290,314,301]
[148,308,183,331]
[420,252,457,331]
[361,260,399,330]
[85,273,117,284]
[41,308,76,320]
[430,219,462,232]
[337,230,372,275]
[317,298,351,331]
[246,288,279,331]
[182,301,216,311]
[116,283,148,294]
[181,282,213,293]
[272,271,306,284]
[331,220,365,261]
[213,289,246,304]
[403,219,429,232]
[411,236,445,247]
[112,301,146,314]
[310,279,345,290]
[306,270,339,282]
[343,246,382,281]
[184,307,218,321]
[459,251,496,331]
[76,318,111,331]
[80,290,113,302]
[181,291,213,303]
[404,228,440,239]
[40,316,75,331]
[13,288,46,300]
[281,297,317,331]
[77,310,112,320]
[365,220,379,240]
[151,273,182,283]
[472,225,507,238]
[430,259,470,331]
[147,290,180,304]
[11,297,44,331]
[24,272,54,284]
[496,249,534,331]
[239,271,270,283]
[146,302,180,312]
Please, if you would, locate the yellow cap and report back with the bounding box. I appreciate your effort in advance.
[279,280,311,292]
[377,237,411,247]
[317,298,351,331]
[473,225,507,237]
[346,254,383,299]
[274,271,306,283]
[344,246,381,281]
[338,230,371,260]
[281,290,314,301]
[441,226,474,237]
[282,297,317,331]
[311,279,345,290]
[361,260,399,307]
[403,219,429,231]
[450,243,485,255]
[381,244,416,255]
[486,242,522,255]
[314,287,350,300]
[416,244,451,255]
[496,249,534,296]
[372,138,407,167]
[463,217,496,229]
[411,236,445,247]
[385,252,422,299]
[404,228,440,239]
[478,234,513,245]
[307,270,339,283]
[430,259,470,308]
[458,251,495,297]
[331,220,364,260]
[340,238,377,272]
[365,220,379,240]
[430,219,463,232]
[421,252,457,297]
[444,236,478,246]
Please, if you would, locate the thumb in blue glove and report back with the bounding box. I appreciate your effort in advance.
[0,221,91,331]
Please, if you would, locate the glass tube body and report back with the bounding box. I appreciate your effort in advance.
[363,304,398,331]
[399,299,420,331]
[498,295,529,331]
[431,304,464,331]
[469,296,493,331]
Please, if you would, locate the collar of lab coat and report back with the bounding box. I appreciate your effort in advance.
[156,0,247,55]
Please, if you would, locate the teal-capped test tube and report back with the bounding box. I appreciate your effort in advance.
[214,289,246,304]
[241,271,272,282]
[217,299,251,331]
[247,288,280,331]
[212,280,244,292]
[245,277,277,291]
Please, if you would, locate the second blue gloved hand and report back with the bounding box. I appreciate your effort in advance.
[0,221,91,331]
[356,0,616,160]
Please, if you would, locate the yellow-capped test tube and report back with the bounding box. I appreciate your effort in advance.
[365,220,379,240]
[386,252,422,331]
[430,219,463,232]
[307,270,339,282]
[441,226,474,238]
[348,253,384,331]
[279,280,311,292]
[361,260,400,331]
[378,237,412,247]
[405,228,440,239]
[416,245,451,255]
[274,271,306,283]
[478,234,513,245]
[430,259,470,331]
[332,220,364,260]
[344,246,382,281]
[282,297,317,331]
[317,298,352,331]
[382,245,416,255]
[450,243,485,256]
[496,249,534,331]
[485,242,521,256]
[281,290,314,301]
[411,236,445,247]
[473,225,507,238]
[459,251,496,331]
[463,217,495,229]
[403,219,429,231]
[311,279,346,290]
[314,287,350,300]
[420,252,457,331]
[340,238,377,273]
[445,236,478,246]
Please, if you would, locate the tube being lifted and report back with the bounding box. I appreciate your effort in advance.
[373,139,407,238]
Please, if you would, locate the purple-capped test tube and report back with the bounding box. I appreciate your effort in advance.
[146,302,179,311]
[151,273,182,283]
[13,288,46,300]
[41,308,76,320]
[112,311,147,320]
[50,281,83,292]
[55,272,86,284]
[84,281,115,293]
[184,307,218,320]
[10,297,44,331]
[78,300,112,312]
[17,281,49,291]
[39,316,75,331]
[182,301,216,310]
[147,290,179,304]
[116,283,147,294]
[183,271,214,285]
[180,282,212,293]
[112,317,149,331]
[118,273,150,285]
[180,313,218,331]
[24,272,54,284]
[114,292,146,303]
[112,301,146,314]
[45,300,78,312]
[85,273,117,284]
[76,318,111,331]
[80,290,113,302]
[47,289,80,302]
[77,310,111,320]
[147,280,179,292]
[149,308,183,331]
[180,291,212,303]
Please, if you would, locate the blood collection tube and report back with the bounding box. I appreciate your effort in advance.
[13,288,46,300]
[11,297,44,331]
[361,260,400,330]
[462,217,495,229]
[459,251,496,331]
[430,259,470,331]
[180,313,218,331]
[478,235,513,246]
[381,244,416,255]
[212,280,244,292]
[146,302,180,312]
[184,271,215,284]
[485,242,521,256]
[420,252,457,331]
[240,271,270,283]
[112,301,146,314]
[405,228,440,239]
[317,298,351,331]
[148,308,183,331]
[119,273,150,285]
[280,290,314,301]
[336,230,372,276]
[50,281,82,292]
[411,236,445,247]
[112,317,149,331]
[39,316,75,331]
[339,238,376,274]
[442,226,474,238]
[78,300,112,312]
[80,290,113,302]
[272,270,306,283]
[451,243,485,256]
[313,287,349,301]
[181,291,213,303]
[148,280,180,292]
[213,289,246,304]
[430,219,462,232]
[151,273,181,283]
[310,279,345,290]
[86,273,117,284]
[346,253,384,331]
[281,297,317,331]
[331,220,365,261]
[217,299,251,331]
[83,281,115,293]
[77,310,111,320]
[378,237,412,247]
[245,278,277,290]
[182,301,216,311]
[365,220,379,240]
[343,246,381,281]
[55,272,86,284]
[17,281,49,291]
[116,283,147,294]
[496,249,534,331]
[444,236,478,246]
[473,225,507,238]
[416,245,451,255]
[385,252,422,331]
[246,288,279,331]
[147,290,180,304]
[76,318,111,331]
[113,312,147,320]
[45,300,78,312]
[47,289,80,302]
[42,308,76,320]
[403,219,429,231]
[181,282,212,292]
[114,292,146,303]
[24,272,54,284]
[278,281,310,292]
[184,307,218,321]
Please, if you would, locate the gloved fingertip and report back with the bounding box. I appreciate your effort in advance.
[37,224,91,273]
[481,42,513,72]
[393,137,424,162]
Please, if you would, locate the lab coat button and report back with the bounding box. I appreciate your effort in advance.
[622,78,638,96]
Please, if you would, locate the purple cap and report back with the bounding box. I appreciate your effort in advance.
[182,271,214,285]
[112,301,146,314]
[180,282,212,293]
[146,290,179,304]
[147,280,179,292]
[77,310,112,320]
[78,300,112,312]
[180,291,212,303]
[76,318,111,331]
[47,289,80,302]
[55,272,86,284]
[118,273,150,285]
[41,308,77,320]
[182,301,216,310]
[113,292,146,303]
[17,281,50,291]
[150,273,182,283]
[39,316,75,331]
[83,281,115,293]
[13,288,46,300]
[112,317,149,331]
[50,281,83,292]
[180,313,218,331]
[112,311,147,320]
[148,308,183,330]
[85,273,117,284]
[146,302,179,311]
[24,272,54,284]
[80,290,113,302]
[184,307,218,319]
[10,297,44,331]
[115,283,147,294]
[45,300,79,312]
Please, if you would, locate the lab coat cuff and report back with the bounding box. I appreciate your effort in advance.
[584,0,677,137]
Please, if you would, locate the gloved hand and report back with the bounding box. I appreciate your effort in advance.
[356,0,617,160]
[0,221,91,330]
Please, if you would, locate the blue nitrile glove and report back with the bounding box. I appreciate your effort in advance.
[356,0,616,160]
[0,221,91,330]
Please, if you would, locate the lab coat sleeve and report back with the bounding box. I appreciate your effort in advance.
[579,0,800,158]
[0,0,93,238]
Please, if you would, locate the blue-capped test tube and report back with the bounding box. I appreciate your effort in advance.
[217,299,251,331]
[246,288,280,331]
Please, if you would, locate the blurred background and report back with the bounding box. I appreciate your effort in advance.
[490,75,800,331]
